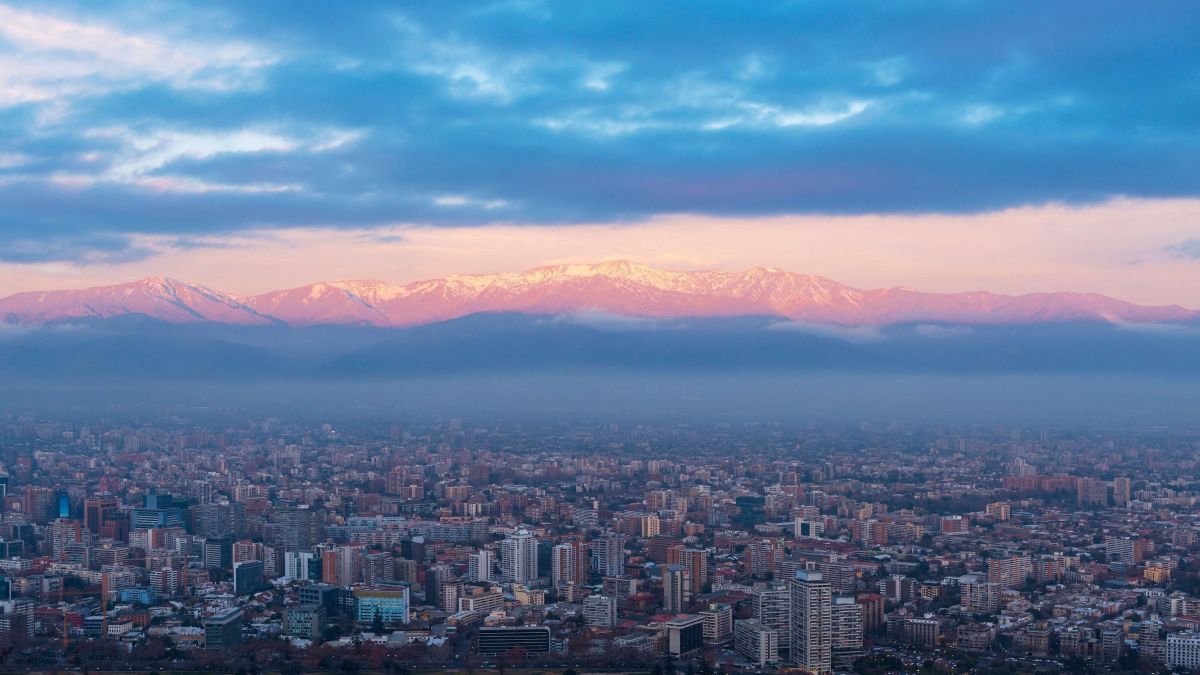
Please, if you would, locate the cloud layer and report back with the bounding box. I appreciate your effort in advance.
[0,1,1198,290]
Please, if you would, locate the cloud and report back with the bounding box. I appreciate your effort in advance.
[1166,239,1200,260]
[550,311,671,332]
[0,1,1198,266]
[914,324,973,339]
[0,4,274,111]
[0,234,154,265]
[767,321,886,343]
[1108,320,1200,336]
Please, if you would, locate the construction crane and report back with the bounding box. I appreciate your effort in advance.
[55,572,110,649]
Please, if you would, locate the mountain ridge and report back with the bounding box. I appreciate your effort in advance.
[1,261,1195,328]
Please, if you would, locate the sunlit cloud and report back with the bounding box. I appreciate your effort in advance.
[0,4,274,111]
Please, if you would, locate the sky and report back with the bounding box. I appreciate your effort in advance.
[1,1,1199,305]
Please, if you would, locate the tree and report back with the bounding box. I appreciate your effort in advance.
[340,657,362,674]
[372,609,384,634]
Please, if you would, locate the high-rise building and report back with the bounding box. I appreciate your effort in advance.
[987,556,1031,589]
[353,586,410,625]
[751,582,791,653]
[640,514,660,538]
[232,539,263,564]
[203,608,244,649]
[790,570,833,674]
[701,602,733,645]
[83,496,120,536]
[591,532,624,577]
[363,552,395,586]
[500,529,538,583]
[192,502,246,539]
[666,615,705,658]
[1105,536,1146,566]
[321,544,364,586]
[284,551,317,581]
[831,597,864,669]
[1077,478,1109,507]
[276,506,322,551]
[856,593,885,634]
[233,560,265,595]
[468,550,495,582]
[425,564,455,607]
[132,492,185,530]
[1113,477,1132,508]
[438,578,464,612]
[551,543,578,588]
[743,540,778,578]
[959,576,1002,613]
[681,548,709,594]
[284,604,325,641]
[663,564,690,613]
[735,620,780,667]
[583,594,617,628]
[49,518,84,561]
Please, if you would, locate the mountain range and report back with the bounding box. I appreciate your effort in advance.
[1,261,1195,327]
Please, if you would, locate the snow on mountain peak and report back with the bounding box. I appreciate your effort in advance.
[1,262,1196,328]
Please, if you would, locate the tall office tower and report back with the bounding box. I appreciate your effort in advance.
[831,597,864,670]
[131,492,185,529]
[501,529,538,583]
[83,496,120,536]
[276,506,322,551]
[23,487,55,525]
[468,550,495,582]
[790,570,833,674]
[551,543,578,588]
[592,532,625,577]
[663,564,690,613]
[751,582,791,653]
[1113,477,1132,508]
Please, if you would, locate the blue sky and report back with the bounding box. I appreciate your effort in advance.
[1,1,1199,301]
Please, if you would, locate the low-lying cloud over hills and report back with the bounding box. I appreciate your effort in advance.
[0,261,1198,381]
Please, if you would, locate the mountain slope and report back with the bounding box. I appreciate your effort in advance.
[0,277,276,326]
[0,262,1195,327]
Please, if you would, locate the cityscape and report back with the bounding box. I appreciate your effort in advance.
[3,1,1200,673]
[0,412,1197,673]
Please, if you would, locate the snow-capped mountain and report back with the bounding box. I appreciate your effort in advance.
[0,277,276,326]
[1,261,1195,327]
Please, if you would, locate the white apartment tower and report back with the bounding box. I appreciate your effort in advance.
[790,570,833,674]
[468,550,495,582]
[500,529,538,583]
